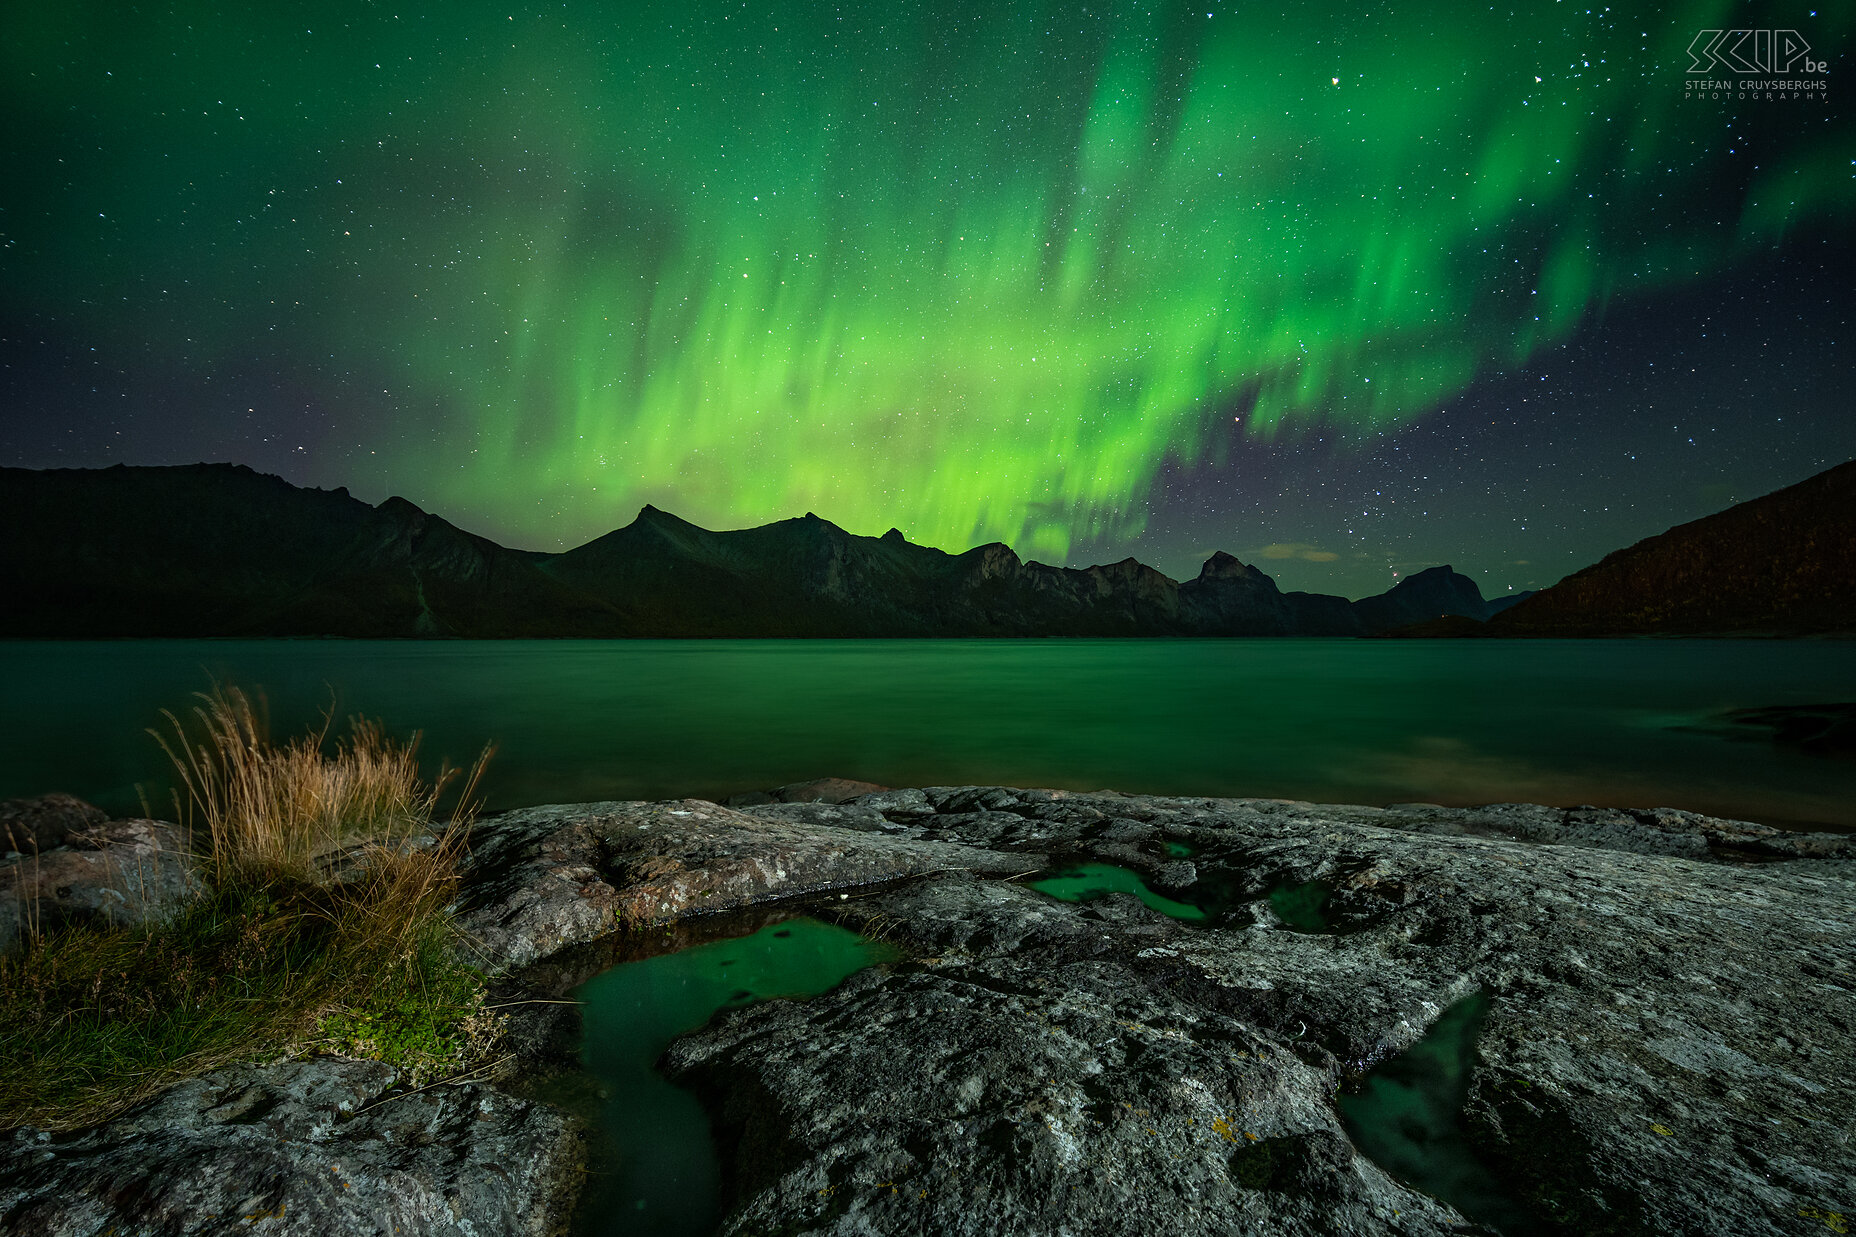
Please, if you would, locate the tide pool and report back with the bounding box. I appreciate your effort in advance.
[569,917,898,1236]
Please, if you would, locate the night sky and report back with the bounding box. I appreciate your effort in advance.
[3,0,1851,598]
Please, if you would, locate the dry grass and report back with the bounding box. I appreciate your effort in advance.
[0,686,497,1132]
[152,684,484,887]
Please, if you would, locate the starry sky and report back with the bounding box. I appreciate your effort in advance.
[2,0,1851,598]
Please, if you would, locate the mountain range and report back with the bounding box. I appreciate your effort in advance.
[4,459,1849,638]
[1,463,1522,638]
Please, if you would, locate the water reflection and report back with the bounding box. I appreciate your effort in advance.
[569,917,897,1236]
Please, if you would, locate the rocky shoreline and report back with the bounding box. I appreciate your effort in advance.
[5,787,1853,1235]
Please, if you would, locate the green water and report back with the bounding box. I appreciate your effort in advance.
[570,917,898,1236]
[3,639,1855,828]
[1269,880,1335,933]
[1339,993,1538,1234]
[1027,862,1210,921]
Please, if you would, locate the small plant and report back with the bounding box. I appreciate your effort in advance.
[317,947,504,1086]
[0,685,497,1131]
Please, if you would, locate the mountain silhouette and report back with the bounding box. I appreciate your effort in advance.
[11,460,1783,639]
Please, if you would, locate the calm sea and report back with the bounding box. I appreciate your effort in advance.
[4,639,1853,829]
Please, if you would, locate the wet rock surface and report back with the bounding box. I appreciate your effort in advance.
[663,879,1469,1236]
[725,776,893,807]
[0,1058,578,1237]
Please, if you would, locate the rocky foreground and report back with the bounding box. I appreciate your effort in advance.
[3,787,1853,1236]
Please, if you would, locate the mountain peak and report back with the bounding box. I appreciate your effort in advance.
[633,504,700,529]
[1198,550,1250,576]
[1387,564,1458,589]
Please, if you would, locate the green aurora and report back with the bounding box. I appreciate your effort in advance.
[4,0,1850,559]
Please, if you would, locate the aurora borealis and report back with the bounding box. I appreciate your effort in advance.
[3,0,1852,595]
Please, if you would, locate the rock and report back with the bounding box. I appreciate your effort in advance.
[726,777,893,808]
[665,886,1468,1236]
[455,798,1037,972]
[1153,859,1199,890]
[628,789,1851,1236]
[1376,799,1856,862]
[1720,703,1856,759]
[450,803,633,973]
[0,793,108,855]
[10,785,1853,1236]
[768,776,892,804]
[0,1057,579,1237]
[0,817,197,953]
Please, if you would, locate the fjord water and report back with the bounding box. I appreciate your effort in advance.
[3,638,1854,829]
[570,918,897,1236]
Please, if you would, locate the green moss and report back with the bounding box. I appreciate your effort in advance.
[315,932,494,1085]
[1,876,492,1128]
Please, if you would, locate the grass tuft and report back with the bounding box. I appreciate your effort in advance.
[152,684,474,887]
[0,686,497,1131]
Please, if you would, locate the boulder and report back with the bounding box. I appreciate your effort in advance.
[0,816,197,953]
[769,776,892,804]
[0,793,109,855]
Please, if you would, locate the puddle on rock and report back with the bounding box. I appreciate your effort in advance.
[1162,839,1196,858]
[1026,862,1209,921]
[1268,879,1334,932]
[568,916,899,1236]
[1338,992,1540,1235]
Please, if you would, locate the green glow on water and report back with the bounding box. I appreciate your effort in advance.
[1028,862,1208,921]
[7,640,1856,831]
[1268,879,1334,933]
[570,917,898,1236]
